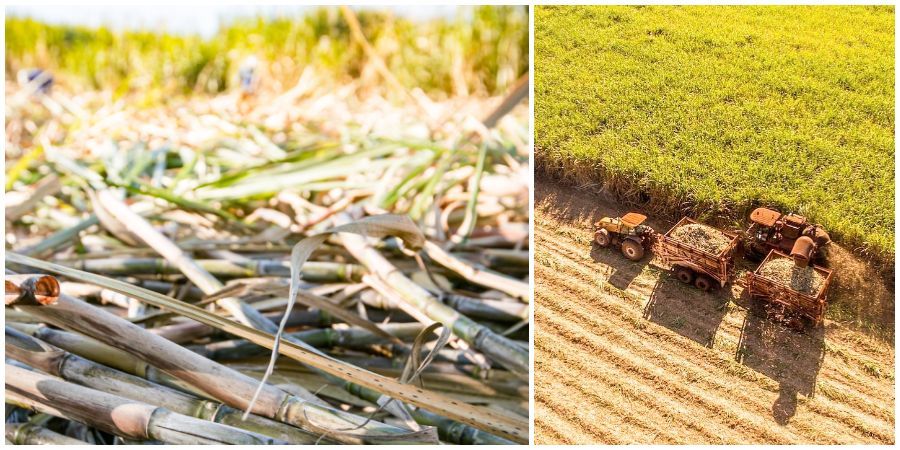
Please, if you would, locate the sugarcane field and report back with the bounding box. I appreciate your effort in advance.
[534,5,894,445]
[4,5,530,445]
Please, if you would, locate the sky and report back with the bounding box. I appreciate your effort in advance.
[5,5,463,38]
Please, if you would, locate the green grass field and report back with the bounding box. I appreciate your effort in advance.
[535,6,894,261]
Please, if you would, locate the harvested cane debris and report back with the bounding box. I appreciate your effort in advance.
[758,257,826,295]
[4,8,529,444]
[669,223,731,255]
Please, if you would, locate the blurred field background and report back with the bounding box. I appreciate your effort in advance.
[7,5,527,102]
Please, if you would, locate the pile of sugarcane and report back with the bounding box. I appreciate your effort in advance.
[757,257,825,296]
[5,67,530,444]
[669,223,731,255]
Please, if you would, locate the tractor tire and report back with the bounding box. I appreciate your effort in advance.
[594,229,611,247]
[621,240,645,261]
[675,267,694,284]
[694,276,713,292]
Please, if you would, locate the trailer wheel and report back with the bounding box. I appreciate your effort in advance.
[694,276,713,292]
[621,240,645,261]
[675,267,694,284]
[594,229,611,247]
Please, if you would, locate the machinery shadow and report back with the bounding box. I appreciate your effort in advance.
[589,243,647,291]
[642,274,730,348]
[735,297,826,425]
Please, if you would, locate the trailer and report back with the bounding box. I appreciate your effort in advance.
[652,217,740,291]
[744,249,833,328]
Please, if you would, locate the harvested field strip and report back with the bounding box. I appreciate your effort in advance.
[534,190,894,444]
[536,335,740,443]
[535,240,895,420]
[536,218,894,386]
[533,404,598,444]
[534,244,897,433]
[537,288,806,443]
[535,235,897,415]
[534,375,633,444]
[536,264,893,443]
[536,360,687,443]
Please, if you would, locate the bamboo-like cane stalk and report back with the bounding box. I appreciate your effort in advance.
[8,322,208,398]
[16,215,100,257]
[360,289,528,322]
[5,326,322,444]
[344,384,516,445]
[423,241,529,301]
[6,252,528,443]
[60,257,363,282]
[194,322,425,360]
[92,189,278,335]
[6,364,286,445]
[336,215,528,378]
[5,423,87,445]
[7,287,439,444]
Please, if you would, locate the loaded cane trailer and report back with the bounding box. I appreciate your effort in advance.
[744,249,834,328]
[651,217,741,292]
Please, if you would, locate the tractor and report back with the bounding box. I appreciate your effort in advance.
[745,207,831,267]
[593,212,655,261]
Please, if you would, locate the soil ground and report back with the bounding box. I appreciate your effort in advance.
[534,181,895,444]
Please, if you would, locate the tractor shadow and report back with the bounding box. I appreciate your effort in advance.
[642,274,730,348]
[589,243,647,291]
[735,296,826,425]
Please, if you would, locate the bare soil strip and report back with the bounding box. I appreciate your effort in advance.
[534,182,895,444]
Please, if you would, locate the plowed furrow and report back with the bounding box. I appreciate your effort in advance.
[536,251,893,442]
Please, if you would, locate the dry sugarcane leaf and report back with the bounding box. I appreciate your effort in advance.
[6,252,528,443]
[377,321,453,431]
[248,214,425,418]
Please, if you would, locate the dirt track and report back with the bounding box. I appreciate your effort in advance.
[534,182,895,444]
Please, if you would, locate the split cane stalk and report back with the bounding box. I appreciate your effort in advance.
[60,257,363,282]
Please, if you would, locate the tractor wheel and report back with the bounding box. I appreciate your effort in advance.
[694,276,713,292]
[594,229,611,247]
[621,240,645,261]
[675,267,694,284]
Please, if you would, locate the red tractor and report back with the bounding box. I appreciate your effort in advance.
[745,208,831,267]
